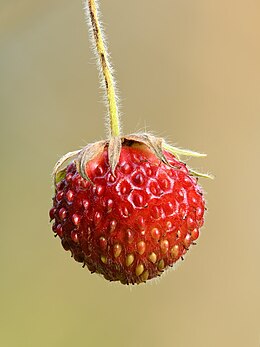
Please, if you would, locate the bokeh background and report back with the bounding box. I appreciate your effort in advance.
[1,1,259,346]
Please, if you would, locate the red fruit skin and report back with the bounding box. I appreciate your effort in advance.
[50,144,205,285]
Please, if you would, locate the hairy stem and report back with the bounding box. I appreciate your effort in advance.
[86,0,121,137]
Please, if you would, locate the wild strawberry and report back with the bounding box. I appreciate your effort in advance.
[50,141,206,284]
[50,0,212,285]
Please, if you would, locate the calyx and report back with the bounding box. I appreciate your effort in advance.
[53,133,213,185]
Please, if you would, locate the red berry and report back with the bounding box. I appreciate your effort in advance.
[50,143,206,285]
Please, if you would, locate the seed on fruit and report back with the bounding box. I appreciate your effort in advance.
[113,243,122,258]
[94,211,102,225]
[149,181,161,196]
[146,167,152,176]
[61,239,70,251]
[66,190,74,202]
[166,221,172,230]
[158,259,165,271]
[183,176,193,188]
[126,229,134,243]
[118,180,131,195]
[183,234,191,248]
[96,185,105,196]
[56,191,64,201]
[58,208,67,220]
[136,216,145,230]
[196,206,204,220]
[80,178,88,188]
[65,173,73,182]
[148,252,157,264]
[132,172,144,186]
[133,153,142,163]
[107,173,116,183]
[109,220,117,233]
[170,245,179,258]
[151,206,160,219]
[82,199,89,210]
[140,270,149,282]
[191,228,199,240]
[95,165,104,176]
[99,236,107,250]
[179,203,187,218]
[106,199,114,213]
[188,190,200,206]
[135,263,144,276]
[132,192,145,207]
[164,201,175,216]
[72,214,80,226]
[137,241,146,255]
[71,230,79,243]
[160,239,169,254]
[101,255,107,264]
[56,224,63,237]
[120,205,130,218]
[49,207,56,221]
[186,216,196,230]
[175,189,184,202]
[121,163,132,174]
[160,178,170,191]
[151,228,160,241]
[126,254,134,267]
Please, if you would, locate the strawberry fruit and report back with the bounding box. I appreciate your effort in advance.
[50,142,205,284]
[50,0,211,285]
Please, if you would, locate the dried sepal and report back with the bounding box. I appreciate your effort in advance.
[163,142,207,158]
[124,133,169,165]
[52,132,212,188]
[123,133,147,144]
[78,140,107,182]
[52,150,81,185]
[108,136,122,175]
[142,134,169,165]
[162,142,213,179]
[188,167,214,179]
[55,167,67,185]
[124,133,212,179]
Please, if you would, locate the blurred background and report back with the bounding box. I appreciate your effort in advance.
[1,1,259,346]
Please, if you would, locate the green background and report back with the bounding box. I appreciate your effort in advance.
[1,1,259,346]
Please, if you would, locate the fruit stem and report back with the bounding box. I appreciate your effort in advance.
[86,0,121,138]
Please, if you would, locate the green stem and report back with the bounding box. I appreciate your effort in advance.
[87,0,121,137]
